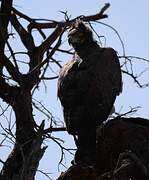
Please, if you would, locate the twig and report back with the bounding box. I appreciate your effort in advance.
[43,127,66,134]
[49,135,75,166]
[37,169,52,180]
[119,55,149,63]
[96,21,125,56]
[49,47,73,55]
[42,76,58,80]
[115,106,141,118]
[50,57,62,68]
[122,70,144,88]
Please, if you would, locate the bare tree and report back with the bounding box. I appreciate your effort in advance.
[0,1,149,180]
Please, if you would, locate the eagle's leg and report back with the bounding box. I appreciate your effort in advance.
[74,119,96,166]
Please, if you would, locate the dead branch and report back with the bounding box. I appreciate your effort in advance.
[48,135,75,166]
[42,76,58,80]
[49,47,73,55]
[37,26,64,57]
[29,28,63,76]
[43,127,66,134]
[0,0,13,50]
[0,76,12,103]
[2,54,21,83]
[12,7,47,40]
[114,106,141,118]
[0,0,13,74]
[27,3,110,31]
[119,55,149,63]
[37,169,52,180]
[10,13,35,51]
[32,99,56,124]
[96,21,125,56]
[122,69,149,88]
[6,41,19,71]
[12,7,32,22]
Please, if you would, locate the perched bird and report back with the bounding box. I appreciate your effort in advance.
[57,19,122,165]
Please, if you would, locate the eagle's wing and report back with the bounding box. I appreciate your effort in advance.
[57,58,79,108]
[58,58,86,134]
[86,47,122,108]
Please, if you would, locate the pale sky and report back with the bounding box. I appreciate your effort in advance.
[1,1,149,179]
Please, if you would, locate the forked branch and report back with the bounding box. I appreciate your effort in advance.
[27,3,110,30]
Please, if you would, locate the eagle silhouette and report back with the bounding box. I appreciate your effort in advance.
[57,20,122,165]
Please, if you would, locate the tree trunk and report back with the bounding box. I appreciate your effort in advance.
[0,88,45,180]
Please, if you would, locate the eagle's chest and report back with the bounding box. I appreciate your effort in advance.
[62,56,98,91]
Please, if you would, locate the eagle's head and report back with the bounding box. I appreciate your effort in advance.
[68,19,93,48]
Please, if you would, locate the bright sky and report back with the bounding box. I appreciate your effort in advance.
[1,1,149,179]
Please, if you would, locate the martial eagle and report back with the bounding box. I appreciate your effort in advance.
[57,20,122,165]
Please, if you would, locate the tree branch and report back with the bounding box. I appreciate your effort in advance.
[37,25,63,56]
[0,0,13,74]
[122,69,149,88]
[12,7,47,39]
[43,127,66,134]
[20,26,64,90]
[6,41,19,72]
[28,3,110,31]
[0,76,12,103]
[0,0,13,50]
[3,54,22,83]
[10,13,35,51]
[29,29,63,76]
[12,7,32,22]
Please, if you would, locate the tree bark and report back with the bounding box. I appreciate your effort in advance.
[0,88,46,180]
